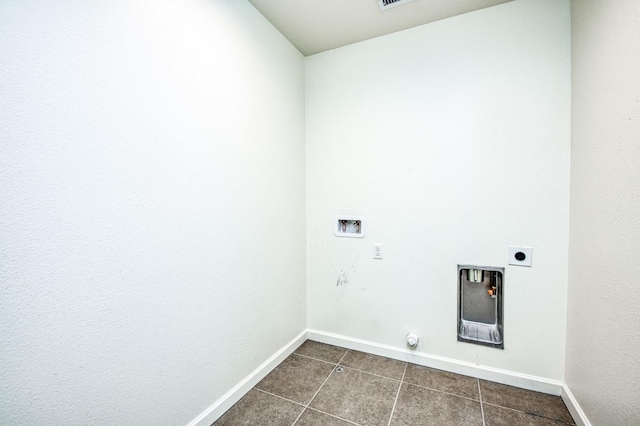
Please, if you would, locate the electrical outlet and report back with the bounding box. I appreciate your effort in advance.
[508,246,533,267]
[373,243,383,259]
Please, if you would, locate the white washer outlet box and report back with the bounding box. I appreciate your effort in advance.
[335,216,365,238]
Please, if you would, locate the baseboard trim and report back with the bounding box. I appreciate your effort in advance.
[186,330,307,426]
[188,328,573,426]
[307,329,564,396]
[561,383,591,426]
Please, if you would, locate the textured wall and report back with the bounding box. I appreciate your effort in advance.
[305,0,571,380]
[0,1,306,424]
[567,0,640,424]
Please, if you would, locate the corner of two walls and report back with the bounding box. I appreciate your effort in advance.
[0,0,577,424]
[305,0,571,382]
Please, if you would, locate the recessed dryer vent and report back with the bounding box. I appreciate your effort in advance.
[377,0,416,11]
[457,265,504,349]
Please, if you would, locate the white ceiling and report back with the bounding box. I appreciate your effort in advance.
[248,0,513,56]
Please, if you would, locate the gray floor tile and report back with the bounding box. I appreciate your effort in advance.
[483,403,572,425]
[256,354,335,404]
[480,380,574,423]
[310,366,400,426]
[340,350,407,380]
[295,340,348,363]
[213,389,303,426]
[214,343,576,426]
[390,383,483,426]
[294,408,357,426]
[403,363,480,400]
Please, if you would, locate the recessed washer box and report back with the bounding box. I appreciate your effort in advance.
[335,216,365,238]
[508,246,533,267]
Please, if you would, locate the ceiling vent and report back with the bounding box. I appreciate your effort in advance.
[377,0,416,11]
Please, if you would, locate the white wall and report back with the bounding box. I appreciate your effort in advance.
[306,0,571,380]
[0,1,306,425]
[567,0,640,424]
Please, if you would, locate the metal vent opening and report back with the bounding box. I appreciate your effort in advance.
[377,0,416,11]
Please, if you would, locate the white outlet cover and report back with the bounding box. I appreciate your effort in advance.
[508,246,533,267]
[372,243,383,259]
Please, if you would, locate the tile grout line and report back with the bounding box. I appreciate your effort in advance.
[254,388,306,407]
[296,349,407,383]
[305,407,362,426]
[296,352,404,382]
[290,349,352,426]
[478,379,486,426]
[255,388,361,426]
[301,350,483,402]
[402,380,482,403]
[386,362,408,426]
[293,352,344,366]
[481,401,576,425]
[336,365,403,382]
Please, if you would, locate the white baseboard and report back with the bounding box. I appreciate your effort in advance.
[561,383,591,426]
[186,330,307,426]
[188,328,574,426]
[307,329,564,396]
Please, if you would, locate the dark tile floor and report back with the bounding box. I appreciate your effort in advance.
[214,340,575,426]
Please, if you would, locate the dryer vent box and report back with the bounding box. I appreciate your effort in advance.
[457,265,504,349]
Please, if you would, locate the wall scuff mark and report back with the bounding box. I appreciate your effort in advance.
[336,270,349,287]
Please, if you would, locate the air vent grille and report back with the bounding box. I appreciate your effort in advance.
[377,0,416,11]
